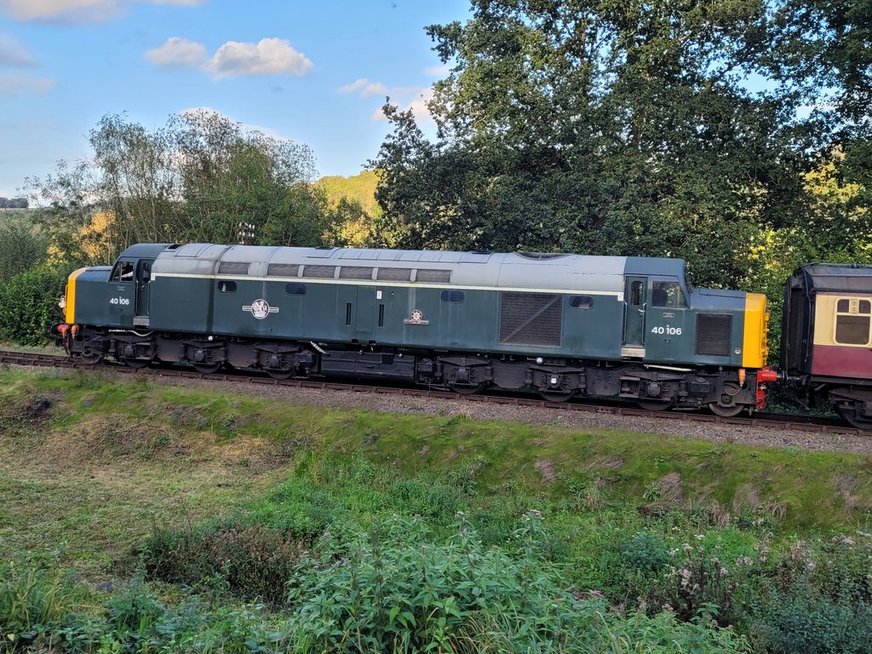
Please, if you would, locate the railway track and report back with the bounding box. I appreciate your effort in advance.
[1,349,866,437]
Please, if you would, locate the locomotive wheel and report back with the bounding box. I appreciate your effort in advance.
[265,367,294,380]
[193,361,222,374]
[121,356,152,370]
[837,405,872,431]
[638,399,673,412]
[540,390,574,403]
[708,402,744,418]
[79,350,104,365]
[449,382,486,395]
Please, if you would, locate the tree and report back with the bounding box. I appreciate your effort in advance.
[177,110,328,246]
[25,110,334,261]
[371,0,859,288]
[0,218,48,283]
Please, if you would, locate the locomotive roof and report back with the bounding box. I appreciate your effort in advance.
[143,243,687,294]
[794,263,872,293]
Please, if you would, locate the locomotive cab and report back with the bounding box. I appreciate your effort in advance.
[58,243,169,364]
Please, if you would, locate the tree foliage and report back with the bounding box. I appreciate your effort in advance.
[0,264,69,345]
[371,0,871,288]
[26,110,332,265]
[0,218,48,283]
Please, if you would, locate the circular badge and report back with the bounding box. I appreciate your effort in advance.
[250,298,270,320]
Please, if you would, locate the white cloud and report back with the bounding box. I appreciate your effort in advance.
[147,37,313,80]
[0,74,55,95]
[0,0,205,24]
[205,37,312,78]
[145,36,206,68]
[338,78,388,98]
[0,33,36,67]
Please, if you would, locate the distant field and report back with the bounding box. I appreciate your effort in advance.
[1,368,869,652]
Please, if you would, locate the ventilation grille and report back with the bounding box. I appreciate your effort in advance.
[267,263,299,277]
[218,261,249,275]
[416,269,452,283]
[339,266,374,280]
[377,268,412,282]
[302,265,336,279]
[695,314,732,356]
[499,292,562,347]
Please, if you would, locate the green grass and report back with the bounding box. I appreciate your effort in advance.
[1,367,870,652]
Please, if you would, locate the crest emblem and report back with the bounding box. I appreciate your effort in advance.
[243,298,279,320]
[403,308,430,326]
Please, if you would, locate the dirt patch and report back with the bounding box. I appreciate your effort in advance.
[534,459,557,483]
[28,397,54,419]
[834,475,860,511]
[657,471,684,504]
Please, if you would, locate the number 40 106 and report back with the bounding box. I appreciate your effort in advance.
[651,325,682,335]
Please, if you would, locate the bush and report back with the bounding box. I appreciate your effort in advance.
[287,515,749,653]
[0,264,70,345]
[748,536,872,653]
[140,523,307,604]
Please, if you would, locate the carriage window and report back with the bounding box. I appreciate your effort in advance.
[139,261,151,282]
[441,290,465,303]
[835,297,871,345]
[569,295,593,309]
[630,281,643,306]
[111,261,134,282]
[652,281,685,308]
[285,283,306,295]
[218,281,237,293]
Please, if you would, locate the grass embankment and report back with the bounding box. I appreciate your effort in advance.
[0,368,870,653]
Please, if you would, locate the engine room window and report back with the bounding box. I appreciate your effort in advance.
[111,261,134,282]
[441,290,464,303]
[652,281,685,308]
[218,281,237,293]
[569,295,593,309]
[285,283,306,295]
[835,297,871,345]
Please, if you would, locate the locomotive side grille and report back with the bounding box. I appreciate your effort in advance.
[377,268,412,282]
[416,269,452,283]
[339,266,374,280]
[695,314,732,356]
[218,261,250,275]
[302,265,337,279]
[267,263,299,277]
[499,292,562,347]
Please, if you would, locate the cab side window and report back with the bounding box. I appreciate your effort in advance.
[835,297,871,345]
[652,281,685,308]
[111,261,134,282]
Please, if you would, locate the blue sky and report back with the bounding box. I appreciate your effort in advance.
[0,0,471,197]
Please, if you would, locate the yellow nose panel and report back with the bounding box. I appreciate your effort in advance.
[742,292,769,369]
[64,268,88,324]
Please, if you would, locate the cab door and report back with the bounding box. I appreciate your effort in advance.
[622,276,647,357]
[134,259,153,327]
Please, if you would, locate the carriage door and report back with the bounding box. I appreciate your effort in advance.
[133,259,153,327]
[622,276,647,358]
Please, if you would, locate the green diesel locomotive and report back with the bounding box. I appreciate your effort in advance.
[58,243,776,415]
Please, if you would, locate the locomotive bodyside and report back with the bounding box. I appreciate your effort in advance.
[58,243,774,415]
